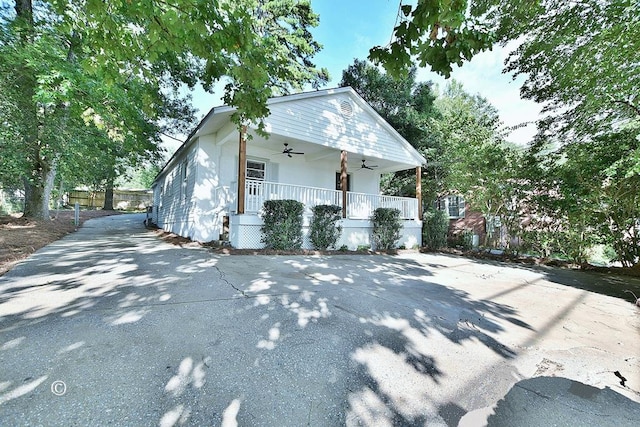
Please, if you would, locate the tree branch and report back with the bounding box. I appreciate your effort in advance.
[160,132,184,143]
[612,99,640,116]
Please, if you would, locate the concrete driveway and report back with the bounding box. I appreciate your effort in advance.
[1,214,639,426]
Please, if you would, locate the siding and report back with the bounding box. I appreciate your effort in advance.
[262,92,422,166]
[156,143,198,238]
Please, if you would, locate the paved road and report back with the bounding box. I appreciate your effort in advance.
[1,214,639,426]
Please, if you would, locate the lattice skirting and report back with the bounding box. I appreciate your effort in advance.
[229,215,421,250]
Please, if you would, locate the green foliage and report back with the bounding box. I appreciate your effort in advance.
[339,59,442,204]
[422,208,449,250]
[309,204,342,250]
[371,1,639,143]
[519,127,640,266]
[0,189,24,215]
[1,0,328,219]
[369,0,494,78]
[448,229,474,251]
[260,200,304,250]
[46,0,328,128]
[359,0,639,265]
[371,208,402,251]
[116,162,163,189]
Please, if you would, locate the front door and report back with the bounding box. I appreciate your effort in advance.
[246,159,266,211]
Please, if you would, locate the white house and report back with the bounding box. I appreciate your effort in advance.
[151,87,426,250]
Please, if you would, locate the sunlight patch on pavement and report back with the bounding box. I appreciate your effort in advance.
[221,398,242,427]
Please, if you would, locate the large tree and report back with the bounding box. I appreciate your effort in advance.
[1,0,328,219]
[522,127,640,265]
[340,60,516,228]
[370,0,640,138]
[340,59,442,202]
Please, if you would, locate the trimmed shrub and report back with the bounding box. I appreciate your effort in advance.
[260,200,304,250]
[372,207,402,251]
[422,208,449,250]
[449,229,474,250]
[310,204,342,250]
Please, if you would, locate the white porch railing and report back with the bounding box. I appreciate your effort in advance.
[234,180,419,220]
[347,191,418,220]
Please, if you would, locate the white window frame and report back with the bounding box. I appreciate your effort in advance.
[437,195,465,219]
[181,159,188,201]
[246,159,266,181]
[166,173,173,197]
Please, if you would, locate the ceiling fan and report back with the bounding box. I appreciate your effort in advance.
[360,159,379,170]
[281,143,304,158]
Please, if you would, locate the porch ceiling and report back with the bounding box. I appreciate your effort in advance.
[245,132,417,174]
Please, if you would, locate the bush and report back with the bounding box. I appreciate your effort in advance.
[309,204,342,250]
[372,208,402,251]
[422,208,449,250]
[449,229,474,250]
[260,200,304,250]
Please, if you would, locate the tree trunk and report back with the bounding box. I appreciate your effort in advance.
[23,160,56,219]
[23,179,46,219]
[103,178,114,210]
[15,0,48,220]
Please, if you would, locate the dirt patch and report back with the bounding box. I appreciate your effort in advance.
[0,210,122,276]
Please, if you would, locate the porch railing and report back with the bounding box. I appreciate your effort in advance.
[347,192,418,220]
[233,180,419,220]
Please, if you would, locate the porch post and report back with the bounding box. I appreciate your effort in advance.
[340,150,348,218]
[237,126,247,214]
[416,166,422,219]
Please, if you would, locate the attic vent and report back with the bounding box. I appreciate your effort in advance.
[339,100,354,118]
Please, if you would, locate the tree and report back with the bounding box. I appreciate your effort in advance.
[369,1,639,260]
[527,128,640,266]
[432,81,526,248]
[339,59,442,203]
[370,0,640,138]
[1,0,328,219]
[340,61,514,236]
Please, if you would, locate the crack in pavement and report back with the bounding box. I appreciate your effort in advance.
[514,382,636,420]
[213,264,247,298]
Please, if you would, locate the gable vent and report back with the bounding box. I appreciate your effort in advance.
[339,100,354,118]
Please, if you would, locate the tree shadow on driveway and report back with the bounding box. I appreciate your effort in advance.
[216,254,539,425]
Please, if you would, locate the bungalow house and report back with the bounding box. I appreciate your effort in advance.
[151,87,426,250]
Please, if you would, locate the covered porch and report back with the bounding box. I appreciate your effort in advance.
[234,179,420,220]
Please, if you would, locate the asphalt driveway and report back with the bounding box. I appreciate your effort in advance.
[1,214,639,426]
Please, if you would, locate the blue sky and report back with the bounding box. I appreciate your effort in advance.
[181,0,540,152]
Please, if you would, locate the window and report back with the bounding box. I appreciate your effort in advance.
[335,172,351,191]
[436,195,465,219]
[166,173,173,196]
[181,159,188,200]
[246,160,266,181]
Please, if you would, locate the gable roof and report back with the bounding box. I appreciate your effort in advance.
[154,87,426,184]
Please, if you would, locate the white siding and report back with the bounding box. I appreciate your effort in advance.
[191,134,228,242]
[262,91,421,166]
[151,184,160,224]
[155,142,198,238]
[152,87,424,244]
